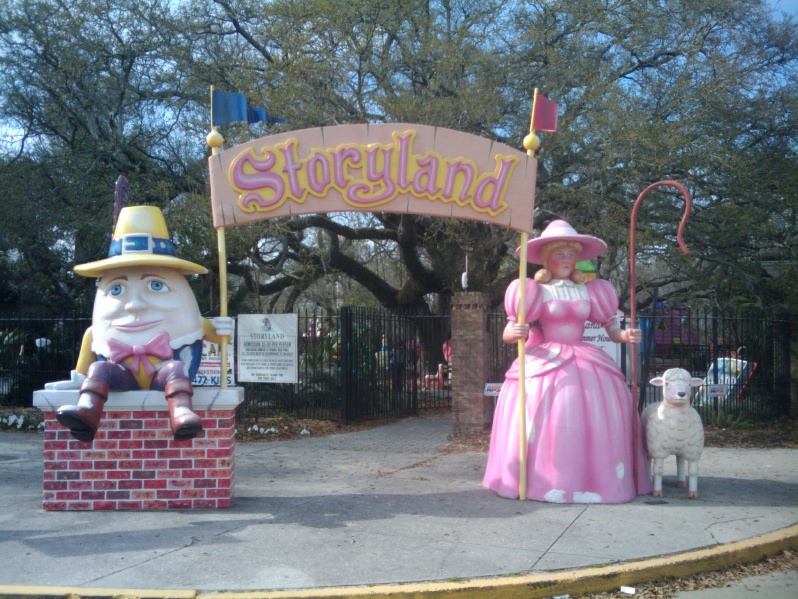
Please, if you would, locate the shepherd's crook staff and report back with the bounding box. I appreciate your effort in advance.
[206,85,229,389]
[629,180,692,493]
[515,88,555,500]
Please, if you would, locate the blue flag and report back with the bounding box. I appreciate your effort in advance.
[212,91,248,126]
[247,106,287,125]
[246,106,266,124]
[213,89,287,126]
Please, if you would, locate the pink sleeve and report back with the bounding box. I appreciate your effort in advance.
[587,279,620,325]
[504,278,543,323]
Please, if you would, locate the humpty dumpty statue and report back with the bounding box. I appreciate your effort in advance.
[47,206,234,442]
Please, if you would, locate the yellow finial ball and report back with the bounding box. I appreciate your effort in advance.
[523,132,540,154]
[206,128,224,149]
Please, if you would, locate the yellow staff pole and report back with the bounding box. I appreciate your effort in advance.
[207,85,229,389]
[516,235,528,500]
[515,88,542,500]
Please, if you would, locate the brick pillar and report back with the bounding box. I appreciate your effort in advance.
[451,292,492,434]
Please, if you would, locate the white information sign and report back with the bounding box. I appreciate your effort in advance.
[581,320,621,367]
[192,338,236,387]
[237,314,298,383]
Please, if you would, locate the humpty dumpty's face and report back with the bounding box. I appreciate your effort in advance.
[91,265,202,354]
[546,247,578,280]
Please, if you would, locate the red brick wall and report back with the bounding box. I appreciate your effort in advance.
[451,292,493,434]
[34,388,244,511]
[40,408,236,510]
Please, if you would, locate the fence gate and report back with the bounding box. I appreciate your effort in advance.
[241,306,452,423]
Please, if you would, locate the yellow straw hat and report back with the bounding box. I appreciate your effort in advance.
[74,206,208,277]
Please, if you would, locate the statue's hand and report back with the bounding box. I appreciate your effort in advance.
[512,322,530,341]
[44,370,85,390]
[624,328,643,343]
[212,316,235,338]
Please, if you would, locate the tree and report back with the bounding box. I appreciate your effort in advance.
[176,0,797,313]
[0,0,211,308]
[500,0,798,310]
[1,0,796,316]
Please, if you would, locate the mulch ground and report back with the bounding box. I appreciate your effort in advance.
[4,407,797,449]
[574,549,797,599]
[235,413,401,442]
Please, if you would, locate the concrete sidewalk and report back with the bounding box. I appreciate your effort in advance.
[0,414,796,597]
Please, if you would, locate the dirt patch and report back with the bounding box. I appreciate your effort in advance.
[444,413,798,453]
[702,413,798,448]
[571,549,798,598]
[235,413,400,442]
[4,407,797,449]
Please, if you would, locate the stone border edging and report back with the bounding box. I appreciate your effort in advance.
[1,523,795,599]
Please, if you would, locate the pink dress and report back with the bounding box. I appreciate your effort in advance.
[483,278,652,503]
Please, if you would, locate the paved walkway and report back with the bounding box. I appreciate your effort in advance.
[0,415,796,597]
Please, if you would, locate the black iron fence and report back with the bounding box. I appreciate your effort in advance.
[2,306,790,424]
[0,307,453,423]
[0,312,91,407]
[635,308,791,422]
[488,308,791,423]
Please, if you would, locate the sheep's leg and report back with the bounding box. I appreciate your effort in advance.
[652,458,664,497]
[687,460,699,499]
[675,455,686,489]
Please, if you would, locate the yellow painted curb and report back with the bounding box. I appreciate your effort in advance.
[2,524,796,599]
[0,588,196,599]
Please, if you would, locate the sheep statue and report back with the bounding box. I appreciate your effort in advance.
[641,368,705,499]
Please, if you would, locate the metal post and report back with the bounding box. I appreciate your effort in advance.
[339,306,351,424]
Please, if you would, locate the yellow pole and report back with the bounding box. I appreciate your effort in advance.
[207,85,229,389]
[515,88,542,500]
[528,88,540,136]
[516,235,528,500]
[217,225,229,389]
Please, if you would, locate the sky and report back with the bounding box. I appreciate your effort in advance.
[768,0,798,17]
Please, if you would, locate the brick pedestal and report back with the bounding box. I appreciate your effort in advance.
[33,387,244,511]
[451,292,493,434]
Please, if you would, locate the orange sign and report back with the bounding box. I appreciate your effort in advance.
[209,124,537,232]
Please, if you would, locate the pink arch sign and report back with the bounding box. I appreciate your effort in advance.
[209,123,537,233]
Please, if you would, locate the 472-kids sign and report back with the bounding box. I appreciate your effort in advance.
[192,338,236,387]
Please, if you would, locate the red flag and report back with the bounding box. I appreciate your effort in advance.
[532,94,559,132]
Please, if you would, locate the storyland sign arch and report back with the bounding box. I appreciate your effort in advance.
[208,123,537,233]
[206,123,538,427]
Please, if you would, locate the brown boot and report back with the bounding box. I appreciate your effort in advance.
[56,378,108,442]
[165,379,202,440]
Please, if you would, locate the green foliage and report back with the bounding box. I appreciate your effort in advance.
[0,0,795,314]
[707,410,753,430]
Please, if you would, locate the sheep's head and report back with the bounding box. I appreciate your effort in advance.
[650,368,704,407]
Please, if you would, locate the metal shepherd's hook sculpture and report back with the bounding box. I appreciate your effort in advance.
[629,180,692,493]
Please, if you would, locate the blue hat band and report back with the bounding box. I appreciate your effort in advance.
[108,234,176,258]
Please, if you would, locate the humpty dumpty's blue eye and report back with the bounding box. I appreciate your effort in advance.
[109,284,124,297]
[148,280,167,292]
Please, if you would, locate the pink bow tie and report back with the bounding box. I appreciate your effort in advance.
[107,332,173,376]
